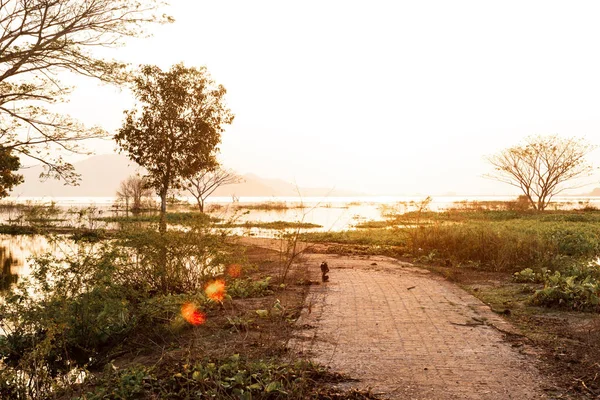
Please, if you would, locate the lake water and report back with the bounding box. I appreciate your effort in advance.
[7,194,600,231]
[1,194,599,290]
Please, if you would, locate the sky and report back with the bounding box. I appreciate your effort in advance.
[56,0,600,195]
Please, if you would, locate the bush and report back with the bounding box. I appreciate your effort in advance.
[81,355,365,400]
[116,223,243,294]
[228,277,273,299]
[306,217,600,272]
[531,261,600,311]
[0,226,244,398]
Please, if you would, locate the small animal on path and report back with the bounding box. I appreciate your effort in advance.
[320,261,330,282]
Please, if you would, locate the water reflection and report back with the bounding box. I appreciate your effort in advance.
[0,246,19,290]
[0,235,52,292]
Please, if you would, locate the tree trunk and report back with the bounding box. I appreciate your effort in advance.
[159,191,167,234]
[158,190,168,292]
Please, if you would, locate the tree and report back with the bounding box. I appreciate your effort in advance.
[116,175,153,213]
[0,147,23,197]
[486,135,595,211]
[115,63,234,231]
[185,167,243,212]
[0,0,171,192]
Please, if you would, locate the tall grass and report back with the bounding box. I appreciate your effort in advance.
[304,210,600,272]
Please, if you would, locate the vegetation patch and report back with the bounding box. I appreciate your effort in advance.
[97,211,220,225]
[77,356,376,400]
[235,202,306,211]
[513,262,600,311]
[0,231,373,399]
[306,209,600,272]
[220,221,322,229]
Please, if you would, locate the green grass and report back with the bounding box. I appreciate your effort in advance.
[234,201,305,211]
[219,221,322,229]
[97,211,220,224]
[304,209,600,272]
[380,209,600,224]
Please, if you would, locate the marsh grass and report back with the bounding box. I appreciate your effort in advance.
[305,209,600,272]
[219,221,321,229]
[235,201,306,211]
[96,211,220,225]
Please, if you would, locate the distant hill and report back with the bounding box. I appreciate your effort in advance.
[13,154,142,197]
[589,188,600,196]
[11,154,363,198]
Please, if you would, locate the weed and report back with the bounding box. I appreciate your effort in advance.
[228,277,273,298]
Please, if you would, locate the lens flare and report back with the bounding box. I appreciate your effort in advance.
[205,279,226,302]
[181,303,206,326]
[227,264,242,278]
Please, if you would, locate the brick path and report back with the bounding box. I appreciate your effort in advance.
[289,253,547,400]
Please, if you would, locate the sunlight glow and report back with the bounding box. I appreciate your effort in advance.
[205,279,226,302]
[226,264,242,278]
[181,303,206,326]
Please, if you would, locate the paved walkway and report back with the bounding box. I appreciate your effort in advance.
[288,253,547,400]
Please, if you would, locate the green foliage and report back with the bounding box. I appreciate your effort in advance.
[303,229,407,247]
[530,262,600,311]
[80,356,365,400]
[306,211,600,272]
[235,202,306,211]
[98,211,219,225]
[228,277,274,299]
[0,148,23,198]
[0,243,132,398]
[117,225,241,294]
[220,221,322,229]
[513,268,545,283]
[0,227,243,398]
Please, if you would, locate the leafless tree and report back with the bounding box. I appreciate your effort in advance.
[116,175,153,213]
[185,167,243,212]
[486,135,595,211]
[0,0,171,184]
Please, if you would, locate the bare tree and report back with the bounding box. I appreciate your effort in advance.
[486,135,595,211]
[185,167,243,212]
[0,0,171,187]
[116,175,153,213]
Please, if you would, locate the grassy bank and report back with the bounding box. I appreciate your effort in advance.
[96,211,220,224]
[0,227,374,399]
[234,201,306,211]
[303,209,600,272]
[220,220,322,229]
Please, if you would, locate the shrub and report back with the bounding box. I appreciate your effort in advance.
[80,355,367,400]
[0,227,244,398]
[531,261,600,311]
[228,277,273,299]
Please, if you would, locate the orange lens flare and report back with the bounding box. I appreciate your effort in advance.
[205,279,226,302]
[181,303,206,326]
[227,264,242,278]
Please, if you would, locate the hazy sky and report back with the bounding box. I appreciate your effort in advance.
[58,0,600,195]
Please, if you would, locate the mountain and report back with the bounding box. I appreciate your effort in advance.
[589,188,600,197]
[11,154,363,198]
[13,154,142,197]
[216,174,362,197]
